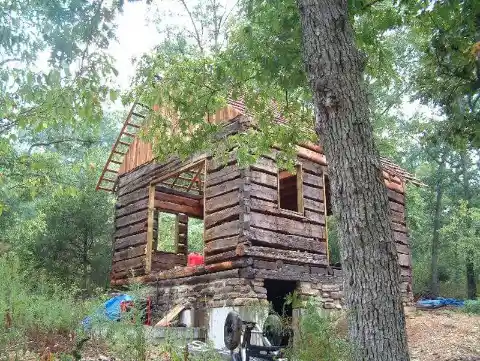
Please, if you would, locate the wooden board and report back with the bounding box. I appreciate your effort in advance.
[249,212,325,238]
[154,304,186,327]
[205,190,240,214]
[204,204,242,229]
[115,232,148,251]
[204,220,241,241]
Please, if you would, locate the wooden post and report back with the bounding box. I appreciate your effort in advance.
[145,184,155,274]
[322,172,329,265]
[202,160,207,256]
[296,164,304,215]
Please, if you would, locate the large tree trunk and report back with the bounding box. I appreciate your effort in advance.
[430,153,447,298]
[296,0,410,360]
[460,151,477,299]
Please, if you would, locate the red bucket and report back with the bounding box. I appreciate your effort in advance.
[188,252,204,266]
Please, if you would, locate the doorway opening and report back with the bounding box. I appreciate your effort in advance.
[264,279,297,317]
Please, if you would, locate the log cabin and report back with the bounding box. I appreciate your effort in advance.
[97,100,419,347]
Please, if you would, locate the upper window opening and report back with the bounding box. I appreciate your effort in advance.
[278,165,303,213]
[156,212,177,253]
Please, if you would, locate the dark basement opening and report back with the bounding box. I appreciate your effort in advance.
[264,279,297,317]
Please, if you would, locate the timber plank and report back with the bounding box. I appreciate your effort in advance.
[204,235,241,254]
[206,168,242,187]
[298,158,322,174]
[384,179,404,193]
[250,197,305,220]
[250,170,277,189]
[249,212,325,238]
[304,210,326,224]
[155,191,203,207]
[112,266,144,279]
[116,199,149,218]
[250,157,277,175]
[398,253,410,267]
[395,243,410,255]
[205,190,240,214]
[117,210,148,228]
[114,221,147,238]
[205,220,241,241]
[113,245,145,262]
[205,204,242,229]
[205,250,238,264]
[247,183,277,202]
[389,201,405,213]
[117,188,149,208]
[247,226,327,254]
[303,172,323,187]
[303,197,325,213]
[391,221,408,233]
[115,232,147,250]
[205,176,242,199]
[303,184,323,201]
[390,210,406,225]
[208,153,237,173]
[296,145,327,166]
[112,256,145,272]
[387,189,405,205]
[394,231,408,245]
[154,199,203,218]
[237,244,328,266]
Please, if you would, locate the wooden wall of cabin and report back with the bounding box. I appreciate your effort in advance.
[111,156,203,282]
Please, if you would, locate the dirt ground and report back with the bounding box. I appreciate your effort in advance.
[406,309,480,361]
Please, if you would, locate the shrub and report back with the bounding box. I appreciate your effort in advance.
[286,300,350,361]
[463,299,480,315]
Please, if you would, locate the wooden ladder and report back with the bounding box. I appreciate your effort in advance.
[96,102,150,192]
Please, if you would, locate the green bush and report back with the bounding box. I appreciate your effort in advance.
[463,299,480,315]
[287,300,350,361]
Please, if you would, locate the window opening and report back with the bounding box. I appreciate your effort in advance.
[156,212,177,253]
[187,217,204,253]
[278,165,303,213]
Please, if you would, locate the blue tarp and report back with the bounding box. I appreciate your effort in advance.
[82,294,133,329]
[416,297,465,309]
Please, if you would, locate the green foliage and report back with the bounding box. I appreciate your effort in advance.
[188,218,204,253]
[157,212,177,253]
[286,300,350,361]
[326,216,341,265]
[463,299,480,315]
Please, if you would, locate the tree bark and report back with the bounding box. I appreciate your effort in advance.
[460,151,477,299]
[430,152,447,298]
[296,0,410,360]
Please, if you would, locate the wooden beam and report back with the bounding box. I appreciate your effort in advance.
[145,184,155,274]
[187,166,203,192]
[150,157,207,185]
[323,173,330,264]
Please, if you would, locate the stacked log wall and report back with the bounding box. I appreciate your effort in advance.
[242,146,329,269]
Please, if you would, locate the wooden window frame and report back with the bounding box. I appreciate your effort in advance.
[146,158,206,274]
[277,164,305,216]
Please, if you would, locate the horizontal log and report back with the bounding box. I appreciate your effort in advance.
[112,266,144,280]
[251,268,316,282]
[154,200,203,218]
[303,184,323,201]
[247,227,327,254]
[205,250,238,264]
[155,191,203,207]
[205,235,242,255]
[398,253,410,267]
[250,170,277,188]
[391,221,408,233]
[395,243,410,255]
[236,244,328,266]
[250,157,277,175]
[205,176,242,199]
[247,183,277,202]
[207,163,239,180]
[298,158,322,174]
[205,204,242,229]
[390,210,406,225]
[304,210,326,224]
[384,179,404,194]
[114,221,147,239]
[303,197,324,212]
[152,252,186,271]
[205,220,241,241]
[394,231,408,245]
[208,153,237,173]
[250,212,325,238]
[155,186,203,200]
[205,189,240,214]
[113,245,145,262]
[117,188,149,208]
[389,201,404,213]
[250,197,305,220]
[302,172,323,187]
[117,210,148,229]
[116,199,148,218]
[387,189,405,205]
[110,259,251,286]
[112,256,145,272]
[115,232,147,250]
[382,170,402,184]
[296,145,327,166]
[118,158,177,189]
